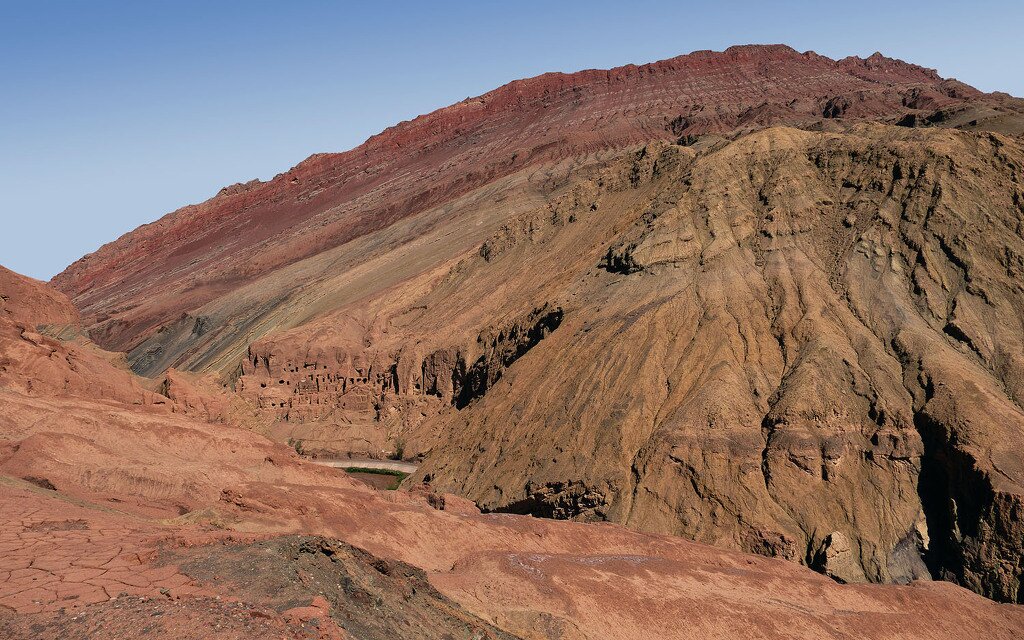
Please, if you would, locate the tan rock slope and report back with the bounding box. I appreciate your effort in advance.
[2,266,1024,638]
[39,44,1024,606]
[410,124,1024,601]
[227,121,1024,602]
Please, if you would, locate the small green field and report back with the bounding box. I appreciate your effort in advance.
[341,467,408,490]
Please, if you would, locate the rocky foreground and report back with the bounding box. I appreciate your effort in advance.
[2,265,1024,638]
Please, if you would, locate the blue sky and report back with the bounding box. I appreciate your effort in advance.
[2,0,1022,280]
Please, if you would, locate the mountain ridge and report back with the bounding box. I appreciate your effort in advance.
[51,44,997,361]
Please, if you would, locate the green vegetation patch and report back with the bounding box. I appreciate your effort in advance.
[341,467,409,490]
[342,467,409,480]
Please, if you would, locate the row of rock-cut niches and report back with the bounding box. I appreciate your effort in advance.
[249,357,426,398]
[255,380,378,411]
[257,373,370,389]
[248,364,389,419]
[249,359,330,372]
[258,394,370,411]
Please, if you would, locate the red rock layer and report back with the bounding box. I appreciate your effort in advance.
[0,266,78,327]
[0,264,162,403]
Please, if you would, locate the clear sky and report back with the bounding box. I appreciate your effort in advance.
[2,0,1022,280]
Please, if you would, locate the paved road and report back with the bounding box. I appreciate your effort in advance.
[311,458,419,474]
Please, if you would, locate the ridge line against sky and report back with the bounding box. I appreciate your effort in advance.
[2,0,1022,280]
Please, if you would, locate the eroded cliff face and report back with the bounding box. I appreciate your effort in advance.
[232,302,564,457]
[394,125,1024,600]
[210,125,1024,599]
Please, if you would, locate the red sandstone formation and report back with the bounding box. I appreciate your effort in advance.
[1,266,78,327]
[0,266,161,403]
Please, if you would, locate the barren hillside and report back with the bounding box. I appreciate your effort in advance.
[37,45,1024,605]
